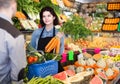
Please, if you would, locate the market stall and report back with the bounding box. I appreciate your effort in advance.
[12,0,120,84]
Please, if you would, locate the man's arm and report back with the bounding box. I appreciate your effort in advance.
[6,34,27,81]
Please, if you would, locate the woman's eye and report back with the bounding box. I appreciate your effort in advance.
[48,15,51,17]
[43,16,46,18]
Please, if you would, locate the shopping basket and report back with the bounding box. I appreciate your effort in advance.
[27,60,58,80]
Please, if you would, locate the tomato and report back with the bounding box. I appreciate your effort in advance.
[27,56,34,64]
[33,56,38,62]
[27,56,39,64]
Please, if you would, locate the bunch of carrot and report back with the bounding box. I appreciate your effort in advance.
[45,36,60,54]
[15,11,26,19]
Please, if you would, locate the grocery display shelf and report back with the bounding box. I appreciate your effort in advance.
[91,31,120,44]
[107,2,120,11]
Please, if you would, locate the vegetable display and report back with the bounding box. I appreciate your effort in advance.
[15,1,120,83]
[104,18,120,24]
[27,76,64,84]
[61,15,92,40]
[107,2,120,11]
[17,0,40,14]
[102,24,118,31]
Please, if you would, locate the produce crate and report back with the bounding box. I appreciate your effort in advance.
[104,18,120,24]
[101,23,118,32]
[27,60,58,80]
[107,2,120,11]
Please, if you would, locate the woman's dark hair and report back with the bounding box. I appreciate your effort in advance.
[40,6,59,27]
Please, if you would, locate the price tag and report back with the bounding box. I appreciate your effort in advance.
[61,53,67,63]
[68,50,74,61]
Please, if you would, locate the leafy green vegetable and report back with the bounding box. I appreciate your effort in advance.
[39,0,61,15]
[44,53,61,61]
[12,17,22,30]
[96,3,107,9]
[61,15,92,40]
[27,76,64,84]
[17,0,40,14]
[17,0,61,16]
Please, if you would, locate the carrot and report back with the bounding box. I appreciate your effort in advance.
[15,11,26,19]
[45,37,60,53]
[45,37,56,50]
[55,37,60,54]
[45,39,57,52]
[45,36,61,53]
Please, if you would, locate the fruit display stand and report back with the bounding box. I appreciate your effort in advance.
[58,46,120,84]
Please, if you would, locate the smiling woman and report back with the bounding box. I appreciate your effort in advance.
[39,6,59,27]
[31,6,64,55]
[42,11,55,27]
[30,6,64,72]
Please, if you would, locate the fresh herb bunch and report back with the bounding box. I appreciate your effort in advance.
[61,15,92,40]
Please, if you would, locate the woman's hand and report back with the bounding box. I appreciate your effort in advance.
[56,32,64,38]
